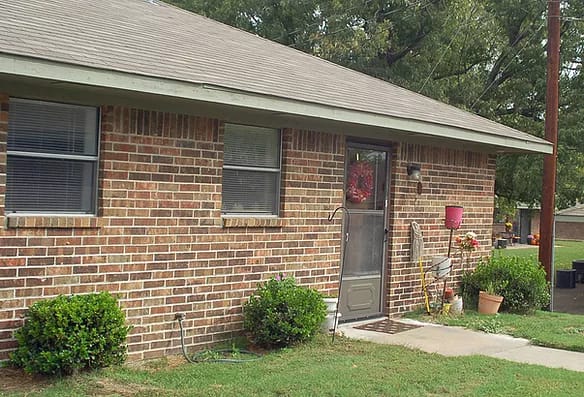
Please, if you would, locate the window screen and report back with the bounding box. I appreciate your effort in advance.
[5,98,99,214]
[222,124,281,215]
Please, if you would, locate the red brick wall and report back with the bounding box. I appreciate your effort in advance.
[0,98,344,360]
[386,143,496,315]
[0,94,496,360]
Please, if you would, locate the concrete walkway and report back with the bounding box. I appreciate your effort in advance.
[338,319,584,372]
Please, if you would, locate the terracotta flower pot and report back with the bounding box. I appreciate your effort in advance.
[478,291,503,315]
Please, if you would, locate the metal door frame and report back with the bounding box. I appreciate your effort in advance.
[341,140,391,320]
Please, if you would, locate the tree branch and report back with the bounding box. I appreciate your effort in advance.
[495,106,542,121]
[432,59,489,81]
[384,31,429,66]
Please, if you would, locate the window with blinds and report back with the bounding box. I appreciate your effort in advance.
[222,124,281,215]
[5,98,99,214]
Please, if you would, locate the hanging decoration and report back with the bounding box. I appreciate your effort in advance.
[346,161,374,203]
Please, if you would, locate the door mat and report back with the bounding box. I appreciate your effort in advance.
[354,319,421,335]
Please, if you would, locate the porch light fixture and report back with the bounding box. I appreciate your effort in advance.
[407,163,421,181]
[407,163,423,195]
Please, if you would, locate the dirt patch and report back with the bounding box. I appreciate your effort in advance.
[0,367,54,393]
[87,356,190,396]
[125,354,187,372]
[0,356,188,395]
[1,352,266,395]
[86,378,167,397]
[245,343,270,356]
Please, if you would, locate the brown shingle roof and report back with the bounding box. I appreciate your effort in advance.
[557,205,584,218]
[0,0,551,152]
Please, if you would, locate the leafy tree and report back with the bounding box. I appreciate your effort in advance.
[168,0,584,208]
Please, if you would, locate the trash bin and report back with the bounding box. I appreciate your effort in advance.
[556,269,576,289]
[572,260,584,284]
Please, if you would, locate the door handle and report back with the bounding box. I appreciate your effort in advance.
[383,228,389,242]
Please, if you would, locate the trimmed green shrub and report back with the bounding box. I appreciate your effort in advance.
[10,292,130,375]
[461,255,550,314]
[243,274,326,347]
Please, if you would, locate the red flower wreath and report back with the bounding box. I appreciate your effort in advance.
[346,161,374,203]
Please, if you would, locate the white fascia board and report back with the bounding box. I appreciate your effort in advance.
[0,53,553,154]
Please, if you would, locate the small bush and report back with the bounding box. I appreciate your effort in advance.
[243,274,326,347]
[10,292,130,375]
[461,255,550,314]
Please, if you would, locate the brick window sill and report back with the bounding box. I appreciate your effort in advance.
[221,217,284,228]
[5,215,104,229]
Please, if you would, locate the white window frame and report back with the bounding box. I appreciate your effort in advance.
[221,123,282,217]
[5,98,100,215]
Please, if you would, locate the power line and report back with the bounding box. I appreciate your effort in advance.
[324,1,440,36]
[417,4,477,93]
[276,0,376,40]
[470,19,547,110]
[257,0,573,109]
[279,0,443,49]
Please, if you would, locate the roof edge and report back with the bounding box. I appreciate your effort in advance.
[0,53,553,154]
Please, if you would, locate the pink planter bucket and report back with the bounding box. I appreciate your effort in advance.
[445,206,463,230]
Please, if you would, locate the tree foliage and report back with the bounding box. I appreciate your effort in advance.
[168,0,584,208]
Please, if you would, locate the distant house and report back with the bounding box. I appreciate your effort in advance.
[509,204,541,245]
[500,204,584,244]
[0,0,552,360]
[554,205,584,240]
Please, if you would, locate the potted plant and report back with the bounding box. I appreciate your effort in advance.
[478,280,506,315]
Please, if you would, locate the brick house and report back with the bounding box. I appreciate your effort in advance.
[514,205,584,242]
[496,204,584,245]
[555,205,584,240]
[0,0,552,360]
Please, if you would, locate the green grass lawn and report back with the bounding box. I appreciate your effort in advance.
[2,335,584,397]
[3,242,584,396]
[494,239,584,269]
[407,310,584,353]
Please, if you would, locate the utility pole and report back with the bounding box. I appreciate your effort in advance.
[539,0,561,282]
